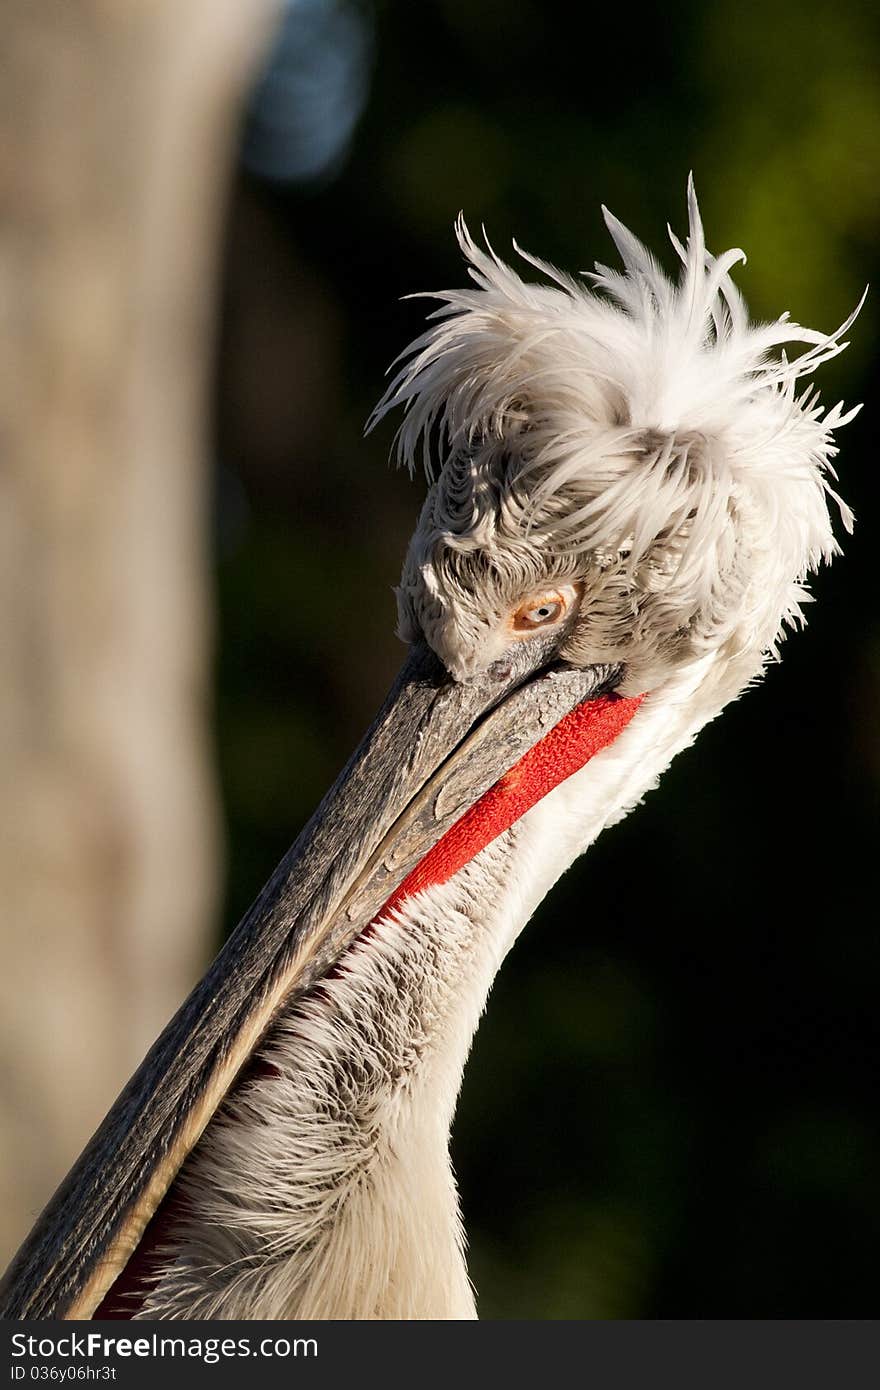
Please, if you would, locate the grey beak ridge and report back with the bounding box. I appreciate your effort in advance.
[0,642,617,1320]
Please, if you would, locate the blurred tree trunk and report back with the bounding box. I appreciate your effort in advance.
[0,0,278,1262]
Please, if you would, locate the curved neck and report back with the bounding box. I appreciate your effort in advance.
[137,660,728,1320]
[137,837,522,1319]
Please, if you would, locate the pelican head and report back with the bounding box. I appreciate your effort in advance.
[377,180,859,709]
[1,180,861,1321]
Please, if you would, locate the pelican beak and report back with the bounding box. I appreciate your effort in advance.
[1,642,634,1319]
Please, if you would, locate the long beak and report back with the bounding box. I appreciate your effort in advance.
[1,642,627,1319]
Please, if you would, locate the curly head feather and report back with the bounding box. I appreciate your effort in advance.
[369,179,862,690]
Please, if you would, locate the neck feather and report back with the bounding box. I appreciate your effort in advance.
[137,655,734,1320]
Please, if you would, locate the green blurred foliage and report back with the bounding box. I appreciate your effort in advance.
[212,0,880,1316]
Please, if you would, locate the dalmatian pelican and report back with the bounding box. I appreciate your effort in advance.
[0,179,861,1320]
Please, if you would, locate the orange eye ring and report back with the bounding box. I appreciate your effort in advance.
[512,592,565,632]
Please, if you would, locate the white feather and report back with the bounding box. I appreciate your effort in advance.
[139,663,718,1320]
[372,180,862,687]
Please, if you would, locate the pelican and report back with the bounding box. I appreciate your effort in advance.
[0,180,861,1321]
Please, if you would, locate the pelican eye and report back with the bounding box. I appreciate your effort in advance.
[512,589,568,632]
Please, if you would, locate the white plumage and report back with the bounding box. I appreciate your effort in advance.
[132,183,860,1319]
[375,176,861,690]
[139,663,713,1319]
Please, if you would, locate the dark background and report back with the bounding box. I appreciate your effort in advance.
[212,0,879,1317]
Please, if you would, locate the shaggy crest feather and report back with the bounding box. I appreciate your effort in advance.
[369,178,862,685]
